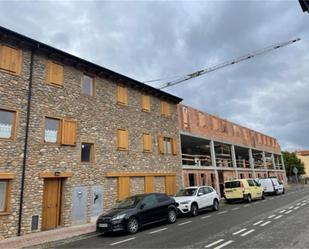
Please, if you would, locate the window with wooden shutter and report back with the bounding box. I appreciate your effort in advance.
[0,44,22,75]
[141,95,150,112]
[144,176,154,193]
[165,176,176,196]
[160,101,170,117]
[117,129,128,150]
[118,177,130,200]
[117,85,128,105]
[61,120,77,146]
[171,138,178,155]
[47,61,64,86]
[143,133,152,152]
[158,135,164,154]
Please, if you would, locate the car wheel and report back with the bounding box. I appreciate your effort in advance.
[126,217,139,234]
[246,194,252,203]
[167,209,177,223]
[191,203,198,217]
[212,199,219,211]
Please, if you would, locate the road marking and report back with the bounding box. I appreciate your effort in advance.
[294,207,300,210]
[288,206,294,209]
[296,203,301,206]
[260,221,271,227]
[279,210,286,213]
[149,227,168,234]
[218,211,227,214]
[232,207,240,211]
[269,197,274,200]
[201,215,211,219]
[205,239,224,248]
[244,204,251,207]
[268,215,276,219]
[178,221,192,226]
[301,203,306,206]
[233,228,247,235]
[241,229,255,237]
[285,210,293,214]
[274,215,283,220]
[214,240,234,249]
[110,237,136,246]
[253,220,264,226]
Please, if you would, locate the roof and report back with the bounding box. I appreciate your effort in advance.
[0,26,182,104]
[296,151,309,156]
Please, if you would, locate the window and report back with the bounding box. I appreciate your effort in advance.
[47,61,64,86]
[117,85,128,105]
[156,193,170,203]
[83,75,95,96]
[201,173,206,185]
[0,181,8,212]
[0,44,22,75]
[81,143,94,162]
[0,109,16,139]
[0,173,13,214]
[197,187,205,195]
[204,187,214,194]
[225,181,240,188]
[163,137,172,154]
[247,179,255,187]
[143,133,152,152]
[160,101,170,117]
[240,173,244,179]
[44,118,60,143]
[117,129,128,150]
[141,195,158,207]
[189,174,196,186]
[248,173,252,178]
[158,136,177,155]
[141,95,150,112]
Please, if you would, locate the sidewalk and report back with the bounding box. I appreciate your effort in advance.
[0,222,96,249]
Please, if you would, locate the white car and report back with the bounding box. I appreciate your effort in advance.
[257,178,285,195]
[174,186,220,216]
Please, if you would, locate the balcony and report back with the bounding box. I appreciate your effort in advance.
[182,154,212,167]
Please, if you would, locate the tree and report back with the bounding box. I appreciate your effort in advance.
[282,151,305,177]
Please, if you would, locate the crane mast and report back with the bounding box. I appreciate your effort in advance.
[157,38,301,89]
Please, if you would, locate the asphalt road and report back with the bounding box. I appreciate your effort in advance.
[53,186,309,249]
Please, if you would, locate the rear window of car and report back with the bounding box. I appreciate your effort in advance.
[156,194,170,203]
[225,181,240,188]
[247,180,255,186]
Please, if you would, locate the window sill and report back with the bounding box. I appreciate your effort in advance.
[0,68,20,77]
[142,109,150,113]
[0,137,15,141]
[117,102,128,107]
[143,150,152,153]
[46,82,64,88]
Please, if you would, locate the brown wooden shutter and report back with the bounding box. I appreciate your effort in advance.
[0,45,22,74]
[158,135,164,154]
[141,95,150,112]
[118,176,130,200]
[47,61,64,85]
[61,120,77,145]
[117,129,128,150]
[143,133,152,152]
[144,176,154,193]
[117,86,128,105]
[160,101,170,117]
[165,176,176,196]
[171,138,178,155]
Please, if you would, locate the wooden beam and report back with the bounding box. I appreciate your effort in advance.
[39,172,73,178]
[106,172,176,177]
[0,173,14,179]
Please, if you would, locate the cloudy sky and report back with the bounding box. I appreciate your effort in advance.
[0,0,308,151]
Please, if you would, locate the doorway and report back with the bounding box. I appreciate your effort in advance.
[42,178,63,230]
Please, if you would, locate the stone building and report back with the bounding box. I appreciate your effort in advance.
[178,104,287,196]
[0,26,182,239]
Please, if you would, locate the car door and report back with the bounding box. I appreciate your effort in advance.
[247,179,257,199]
[204,187,214,207]
[139,194,160,225]
[253,179,263,197]
[196,187,207,208]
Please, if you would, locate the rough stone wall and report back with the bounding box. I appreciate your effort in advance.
[154,177,165,193]
[130,177,145,196]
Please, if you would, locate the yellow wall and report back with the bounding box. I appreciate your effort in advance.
[297,155,309,177]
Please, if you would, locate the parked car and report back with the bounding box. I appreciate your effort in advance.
[174,186,220,216]
[96,193,177,234]
[224,179,265,203]
[256,178,285,195]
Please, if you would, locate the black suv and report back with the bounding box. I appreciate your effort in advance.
[96,193,177,234]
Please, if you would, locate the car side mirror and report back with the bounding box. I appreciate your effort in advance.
[198,192,203,196]
[140,203,146,210]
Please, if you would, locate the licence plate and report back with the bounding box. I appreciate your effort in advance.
[99,223,108,228]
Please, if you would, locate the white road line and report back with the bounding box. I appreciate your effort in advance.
[253,220,264,226]
[294,207,300,210]
[301,203,306,206]
[149,227,168,234]
[218,211,227,214]
[110,237,136,246]
[269,197,274,200]
[268,215,276,219]
[274,215,283,220]
[244,204,251,207]
[201,215,211,219]
[232,207,240,211]
[288,206,294,209]
[260,221,272,227]
[205,239,224,248]
[233,228,247,235]
[214,240,234,249]
[279,210,286,213]
[285,210,293,214]
[241,229,255,237]
[296,203,301,206]
[178,221,192,226]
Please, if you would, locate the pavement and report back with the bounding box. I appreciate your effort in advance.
[0,183,308,249]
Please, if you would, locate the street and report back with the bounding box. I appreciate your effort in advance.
[49,186,309,249]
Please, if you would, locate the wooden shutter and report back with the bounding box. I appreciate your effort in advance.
[117,86,128,105]
[171,138,178,155]
[158,135,164,154]
[0,44,22,74]
[117,129,128,150]
[144,176,154,193]
[160,101,170,117]
[143,133,152,152]
[47,61,64,86]
[118,176,130,200]
[61,120,77,145]
[165,176,176,196]
[141,95,150,112]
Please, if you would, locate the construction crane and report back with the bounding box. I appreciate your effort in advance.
[153,38,300,89]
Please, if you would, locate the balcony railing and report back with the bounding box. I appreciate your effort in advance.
[216,158,233,168]
[253,160,265,169]
[182,154,212,167]
[236,159,250,168]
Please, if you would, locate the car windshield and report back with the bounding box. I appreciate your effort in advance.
[175,188,197,197]
[114,196,143,209]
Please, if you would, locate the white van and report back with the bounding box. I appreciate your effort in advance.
[257,178,285,195]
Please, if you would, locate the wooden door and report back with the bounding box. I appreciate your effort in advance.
[42,178,63,230]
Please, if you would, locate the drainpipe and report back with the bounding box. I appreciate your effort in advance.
[17,46,37,236]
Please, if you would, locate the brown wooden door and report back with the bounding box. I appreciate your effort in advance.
[42,178,63,230]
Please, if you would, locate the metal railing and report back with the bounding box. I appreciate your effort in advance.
[236,159,250,168]
[216,158,233,168]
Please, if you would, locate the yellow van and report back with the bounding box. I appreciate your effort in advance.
[224,179,265,203]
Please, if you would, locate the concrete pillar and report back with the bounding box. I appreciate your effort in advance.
[210,140,220,196]
[249,148,256,178]
[271,153,276,170]
[262,151,268,177]
[231,145,238,179]
[281,154,286,171]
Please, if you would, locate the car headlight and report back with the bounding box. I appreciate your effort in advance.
[112,214,126,221]
[180,201,191,205]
